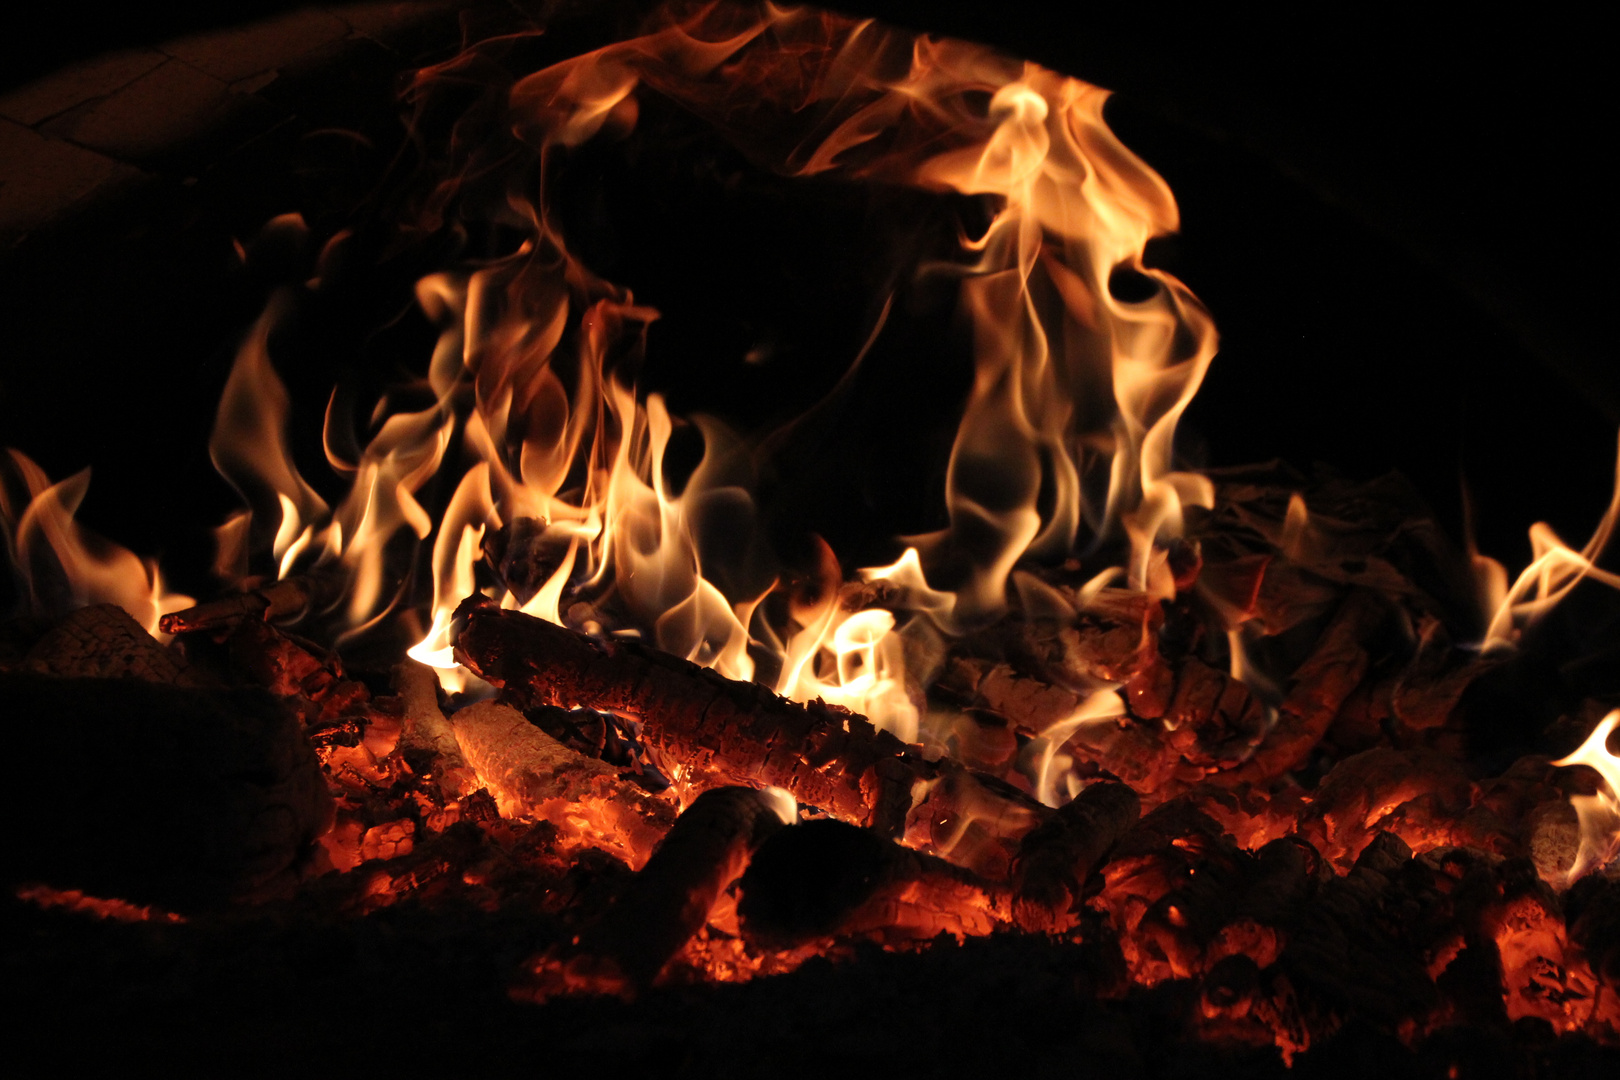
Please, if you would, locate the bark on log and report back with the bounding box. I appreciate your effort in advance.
[158,571,347,635]
[736,818,1009,949]
[5,671,333,911]
[517,786,793,999]
[449,699,675,867]
[452,598,1055,869]
[452,597,922,836]
[1012,781,1140,932]
[25,604,202,686]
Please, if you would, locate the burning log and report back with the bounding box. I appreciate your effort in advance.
[1210,588,1383,788]
[736,818,1009,949]
[903,765,1051,881]
[1298,746,1511,869]
[1011,780,1141,932]
[157,571,346,636]
[516,786,793,999]
[392,661,478,797]
[25,603,203,686]
[454,597,935,836]
[448,698,675,866]
[5,670,333,911]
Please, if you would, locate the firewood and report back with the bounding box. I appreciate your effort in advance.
[448,698,675,867]
[391,661,478,797]
[1209,589,1382,788]
[902,766,1052,882]
[515,786,793,999]
[452,597,925,835]
[1298,747,1488,869]
[735,818,1009,949]
[5,671,333,911]
[157,571,346,635]
[1566,875,1620,993]
[1012,781,1140,932]
[25,604,203,686]
[454,598,1058,870]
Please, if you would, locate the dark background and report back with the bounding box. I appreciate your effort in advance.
[1,0,1614,591]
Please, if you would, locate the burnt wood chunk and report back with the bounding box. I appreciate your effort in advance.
[25,603,201,686]
[452,597,923,834]
[5,671,333,911]
[518,786,792,998]
[736,818,1008,949]
[1211,589,1381,788]
[449,699,675,866]
[158,570,348,635]
[1012,781,1140,932]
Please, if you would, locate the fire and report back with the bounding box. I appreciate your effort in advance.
[1477,433,1620,654]
[1553,709,1620,882]
[10,1,1620,1059]
[0,449,192,638]
[82,0,1218,755]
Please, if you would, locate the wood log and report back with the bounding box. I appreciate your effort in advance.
[516,786,793,999]
[449,699,675,867]
[4,670,333,912]
[453,596,924,836]
[1208,588,1382,788]
[735,818,1009,949]
[25,603,203,686]
[453,598,1058,871]
[157,570,347,635]
[391,661,478,798]
[1298,747,1490,869]
[1011,781,1140,932]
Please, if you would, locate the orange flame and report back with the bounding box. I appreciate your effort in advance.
[181,5,1213,760]
[0,449,192,637]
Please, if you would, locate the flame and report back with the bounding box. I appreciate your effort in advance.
[1552,709,1620,882]
[0,450,192,637]
[1478,432,1620,653]
[180,3,1221,754]
[1027,688,1127,807]
[4,5,1218,785]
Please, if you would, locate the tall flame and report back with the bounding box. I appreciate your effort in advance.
[7,5,1219,759]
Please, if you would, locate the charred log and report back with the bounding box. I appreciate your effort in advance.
[517,786,791,998]
[25,603,203,686]
[449,698,675,866]
[158,571,348,636]
[5,671,333,911]
[1012,780,1140,932]
[736,818,1008,949]
[454,597,924,836]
